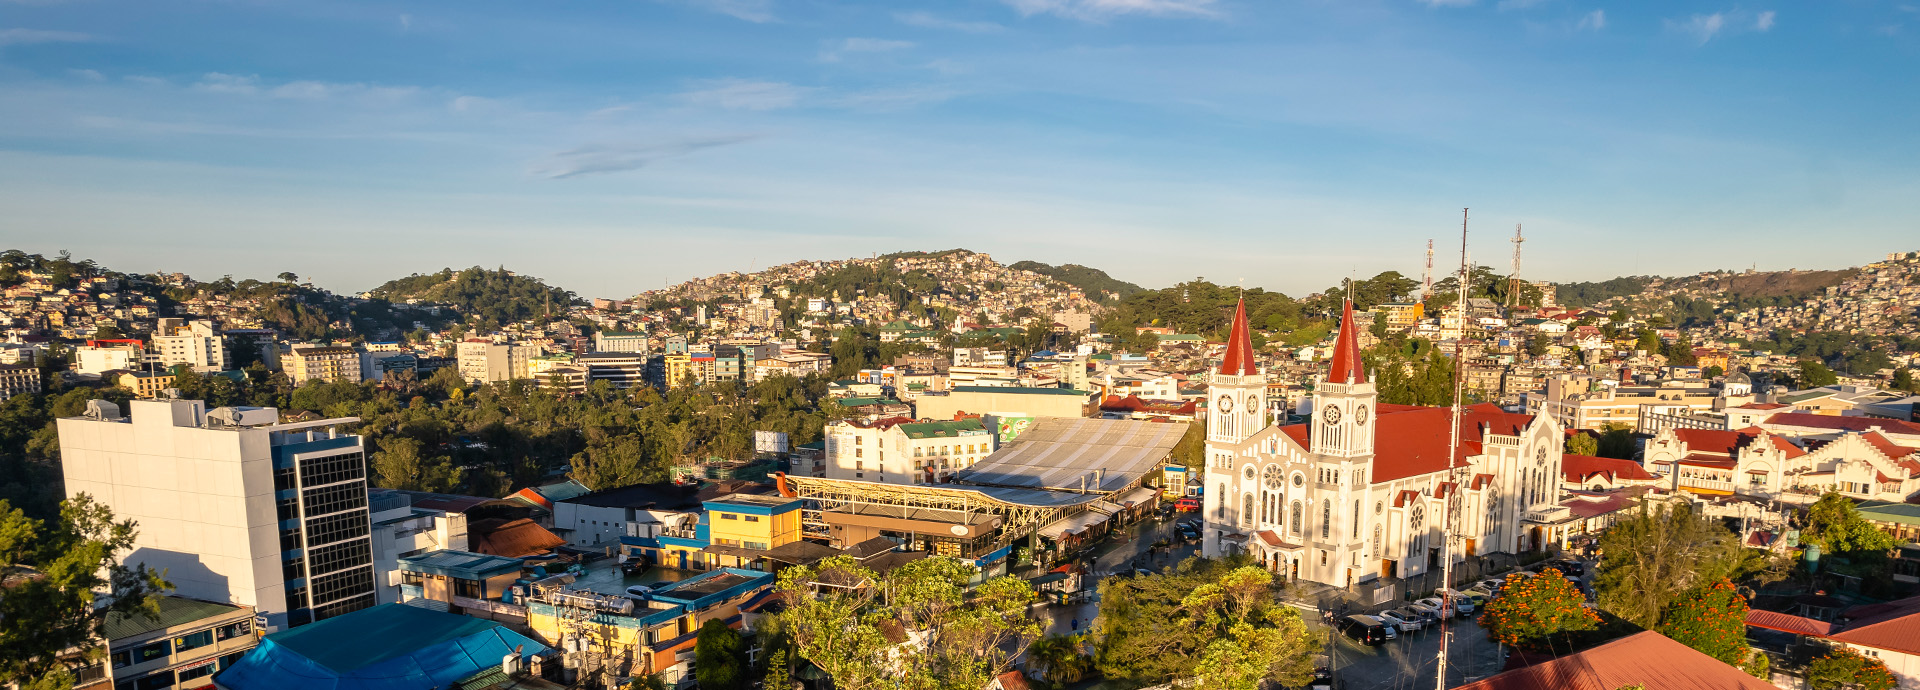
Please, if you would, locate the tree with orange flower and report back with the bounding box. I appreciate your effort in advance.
[1805,647,1896,690]
[1478,569,1600,653]
[1656,578,1750,666]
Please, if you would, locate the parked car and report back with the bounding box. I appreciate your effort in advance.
[625,585,655,597]
[1376,609,1422,633]
[1549,560,1586,578]
[1176,525,1200,540]
[1390,606,1431,629]
[1435,589,1477,615]
[1338,614,1394,645]
[1416,597,1456,619]
[1174,498,1202,512]
[1405,601,1442,622]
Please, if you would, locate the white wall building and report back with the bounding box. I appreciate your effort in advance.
[56,399,377,631]
[366,490,468,605]
[823,417,994,485]
[152,320,230,373]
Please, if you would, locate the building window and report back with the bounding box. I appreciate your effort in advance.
[454,578,484,598]
[744,515,760,522]
[1291,501,1302,535]
[1321,500,1331,540]
[720,513,739,520]
[1242,494,1255,527]
[130,640,170,666]
[173,629,214,654]
[216,620,251,641]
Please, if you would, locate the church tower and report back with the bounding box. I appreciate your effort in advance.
[1311,300,1377,458]
[1208,298,1268,446]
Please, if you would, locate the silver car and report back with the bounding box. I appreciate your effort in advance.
[1376,609,1422,633]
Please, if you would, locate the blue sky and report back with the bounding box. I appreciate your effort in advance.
[2,0,1917,299]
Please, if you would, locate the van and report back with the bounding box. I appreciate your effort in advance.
[1339,614,1392,646]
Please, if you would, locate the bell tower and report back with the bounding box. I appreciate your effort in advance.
[1207,297,1267,446]
[1311,299,1376,458]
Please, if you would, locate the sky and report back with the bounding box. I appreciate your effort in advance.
[2,0,1918,299]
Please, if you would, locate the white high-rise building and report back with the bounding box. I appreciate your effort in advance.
[152,320,230,373]
[56,399,377,631]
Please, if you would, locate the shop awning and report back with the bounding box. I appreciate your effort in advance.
[1028,571,1070,586]
[1087,501,1124,516]
[1115,487,1159,507]
[1038,510,1116,540]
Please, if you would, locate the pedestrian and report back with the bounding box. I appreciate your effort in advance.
[1071,618,1080,631]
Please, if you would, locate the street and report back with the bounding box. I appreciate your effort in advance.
[1319,615,1506,690]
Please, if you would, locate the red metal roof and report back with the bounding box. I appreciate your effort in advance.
[1562,454,1657,483]
[468,517,566,558]
[1744,609,1835,636]
[1450,631,1777,690]
[1217,297,1258,376]
[1278,403,1535,483]
[1326,299,1366,384]
[1674,427,1805,459]
[1766,412,1920,436]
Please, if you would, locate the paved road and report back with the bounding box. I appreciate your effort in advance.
[1034,513,1202,636]
[1320,614,1506,690]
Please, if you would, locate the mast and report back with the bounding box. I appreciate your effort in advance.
[1508,224,1525,308]
[1424,239,1436,300]
[1437,209,1470,690]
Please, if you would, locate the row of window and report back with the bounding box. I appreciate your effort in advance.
[112,651,245,690]
[109,621,250,669]
[302,481,368,518]
[309,565,375,607]
[716,513,761,522]
[307,538,372,578]
[305,510,369,549]
[299,452,366,488]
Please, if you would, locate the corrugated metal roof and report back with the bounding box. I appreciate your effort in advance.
[953,417,1189,493]
[1449,631,1776,690]
[102,596,244,640]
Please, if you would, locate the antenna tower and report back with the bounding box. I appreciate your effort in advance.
[1436,208,1470,690]
[1508,224,1525,307]
[1423,239,1435,300]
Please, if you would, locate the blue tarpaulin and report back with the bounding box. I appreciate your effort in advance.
[213,604,547,690]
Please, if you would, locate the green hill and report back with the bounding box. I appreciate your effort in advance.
[1009,260,1143,301]
[370,267,579,327]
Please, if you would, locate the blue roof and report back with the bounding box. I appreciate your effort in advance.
[214,604,547,690]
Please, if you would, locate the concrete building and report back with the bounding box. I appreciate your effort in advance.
[592,330,648,354]
[578,351,649,389]
[455,340,536,384]
[70,596,258,690]
[823,417,996,485]
[0,361,43,401]
[57,399,376,630]
[913,386,1092,422]
[285,345,362,384]
[367,490,470,606]
[75,341,144,376]
[118,371,176,399]
[152,320,230,373]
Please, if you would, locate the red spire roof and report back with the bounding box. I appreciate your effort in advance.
[1327,299,1367,384]
[1217,297,1258,377]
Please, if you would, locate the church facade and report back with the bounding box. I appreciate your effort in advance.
[1201,298,1567,589]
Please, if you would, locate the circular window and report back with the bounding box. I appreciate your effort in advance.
[1536,447,1548,465]
[1243,465,1256,481]
[1375,501,1383,515]
[1323,404,1342,424]
[1218,395,1235,413]
[1291,473,1304,488]
[1355,404,1369,426]
[1247,394,1260,416]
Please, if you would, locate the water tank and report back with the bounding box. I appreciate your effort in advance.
[84,399,123,421]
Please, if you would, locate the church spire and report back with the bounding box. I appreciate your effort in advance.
[1327,298,1367,384]
[1218,297,1257,377]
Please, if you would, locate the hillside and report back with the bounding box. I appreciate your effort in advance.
[1008,260,1143,302]
[370,267,579,328]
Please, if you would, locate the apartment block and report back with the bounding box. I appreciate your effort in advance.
[57,399,377,631]
[0,362,42,401]
[152,320,230,373]
[285,345,363,384]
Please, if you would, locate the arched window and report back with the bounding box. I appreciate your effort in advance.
[1372,524,1381,556]
[1217,485,1227,519]
[1290,501,1302,534]
[1242,493,1256,527]
[1353,500,1362,538]
[1320,499,1331,540]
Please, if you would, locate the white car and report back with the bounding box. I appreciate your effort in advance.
[1435,589,1477,615]
[1406,602,1442,622]
[1416,597,1457,619]
[1376,610,1422,633]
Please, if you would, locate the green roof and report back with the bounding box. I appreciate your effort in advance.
[399,549,525,580]
[899,419,987,439]
[102,596,244,640]
[950,386,1089,396]
[268,603,504,673]
[837,397,903,407]
[1158,334,1204,342]
[1859,501,1920,526]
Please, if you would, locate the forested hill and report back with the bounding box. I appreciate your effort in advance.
[1008,260,1144,301]
[369,267,580,328]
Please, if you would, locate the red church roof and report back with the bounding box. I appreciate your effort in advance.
[1327,299,1366,384]
[1279,402,1535,483]
[1217,297,1258,376]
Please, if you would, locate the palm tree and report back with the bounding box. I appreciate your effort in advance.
[1025,633,1093,685]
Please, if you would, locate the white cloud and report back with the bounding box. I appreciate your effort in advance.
[1576,9,1605,30]
[0,28,94,46]
[534,135,760,179]
[677,79,809,110]
[1004,0,1221,21]
[1495,0,1541,9]
[1415,0,1476,7]
[894,11,1004,33]
[668,0,775,23]
[68,68,104,81]
[192,72,260,94]
[830,86,962,110]
[819,37,914,62]
[1666,9,1774,44]
[399,14,412,31]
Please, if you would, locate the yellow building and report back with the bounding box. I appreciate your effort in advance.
[702,495,805,568]
[523,569,776,686]
[118,371,176,398]
[662,353,694,388]
[1374,302,1425,332]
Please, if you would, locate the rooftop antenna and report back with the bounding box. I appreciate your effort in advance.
[1508,224,1525,308]
[1437,208,1469,690]
[1423,239,1436,301]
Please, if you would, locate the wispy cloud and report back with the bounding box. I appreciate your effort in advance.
[68,68,104,81]
[1415,0,1476,8]
[0,28,94,46]
[1666,9,1774,44]
[830,86,962,110]
[399,14,412,31]
[1495,0,1542,9]
[894,11,1005,33]
[677,79,810,110]
[186,72,422,102]
[1004,0,1221,21]
[536,135,760,179]
[664,0,775,23]
[1576,9,1605,30]
[819,37,914,62]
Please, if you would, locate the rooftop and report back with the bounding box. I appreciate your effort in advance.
[952,417,1189,493]
[102,595,245,640]
[1449,631,1774,690]
[562,481,703,510]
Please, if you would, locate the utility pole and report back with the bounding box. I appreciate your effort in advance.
[1437,208,1470,690]
[1424,239,1436,301]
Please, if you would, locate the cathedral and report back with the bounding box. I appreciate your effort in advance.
[1200,298,1567,589]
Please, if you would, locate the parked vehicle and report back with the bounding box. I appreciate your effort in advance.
[1338,614,1394,646]
[1376,609,1421,633]
[1174,498,1202,512]
[625,585,654,597]
[1435,589,1477,615]
[1176,525,1200,540]
[1406,602,1442,622]
[1416,597,1456,619]
[1390,606,1431,629]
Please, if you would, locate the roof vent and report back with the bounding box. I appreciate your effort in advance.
[84,399,123,421]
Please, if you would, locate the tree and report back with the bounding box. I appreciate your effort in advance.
[1803,493,1898,557]
[1478,568,1601,653]
[1566,432,1599,457]
[1703,365,1725,379]
[1025,634,1093,685]
[1092,558,1319,688]
[1528,334,1550,357]
[1894,368,1918,394]
[1634,330,1662,354]
[761,649,792,690]
[0,494,171,684]
[1595,423,1636,460]
[774,555,1040,690]
[277,272,298,283]
[1799,360,1840,388]
[1804,647,1895,690]
[695,619,747,690]
[1655,579,1748,665]
[1595,503,1778,628]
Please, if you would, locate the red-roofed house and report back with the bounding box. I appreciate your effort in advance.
[1642,426,1806,497]
[1744,595,1920,688]
[1560,454,1660,492]
[1647,420,1920,501]
[1449,630,1775,690]
[1202,299,1567,589]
